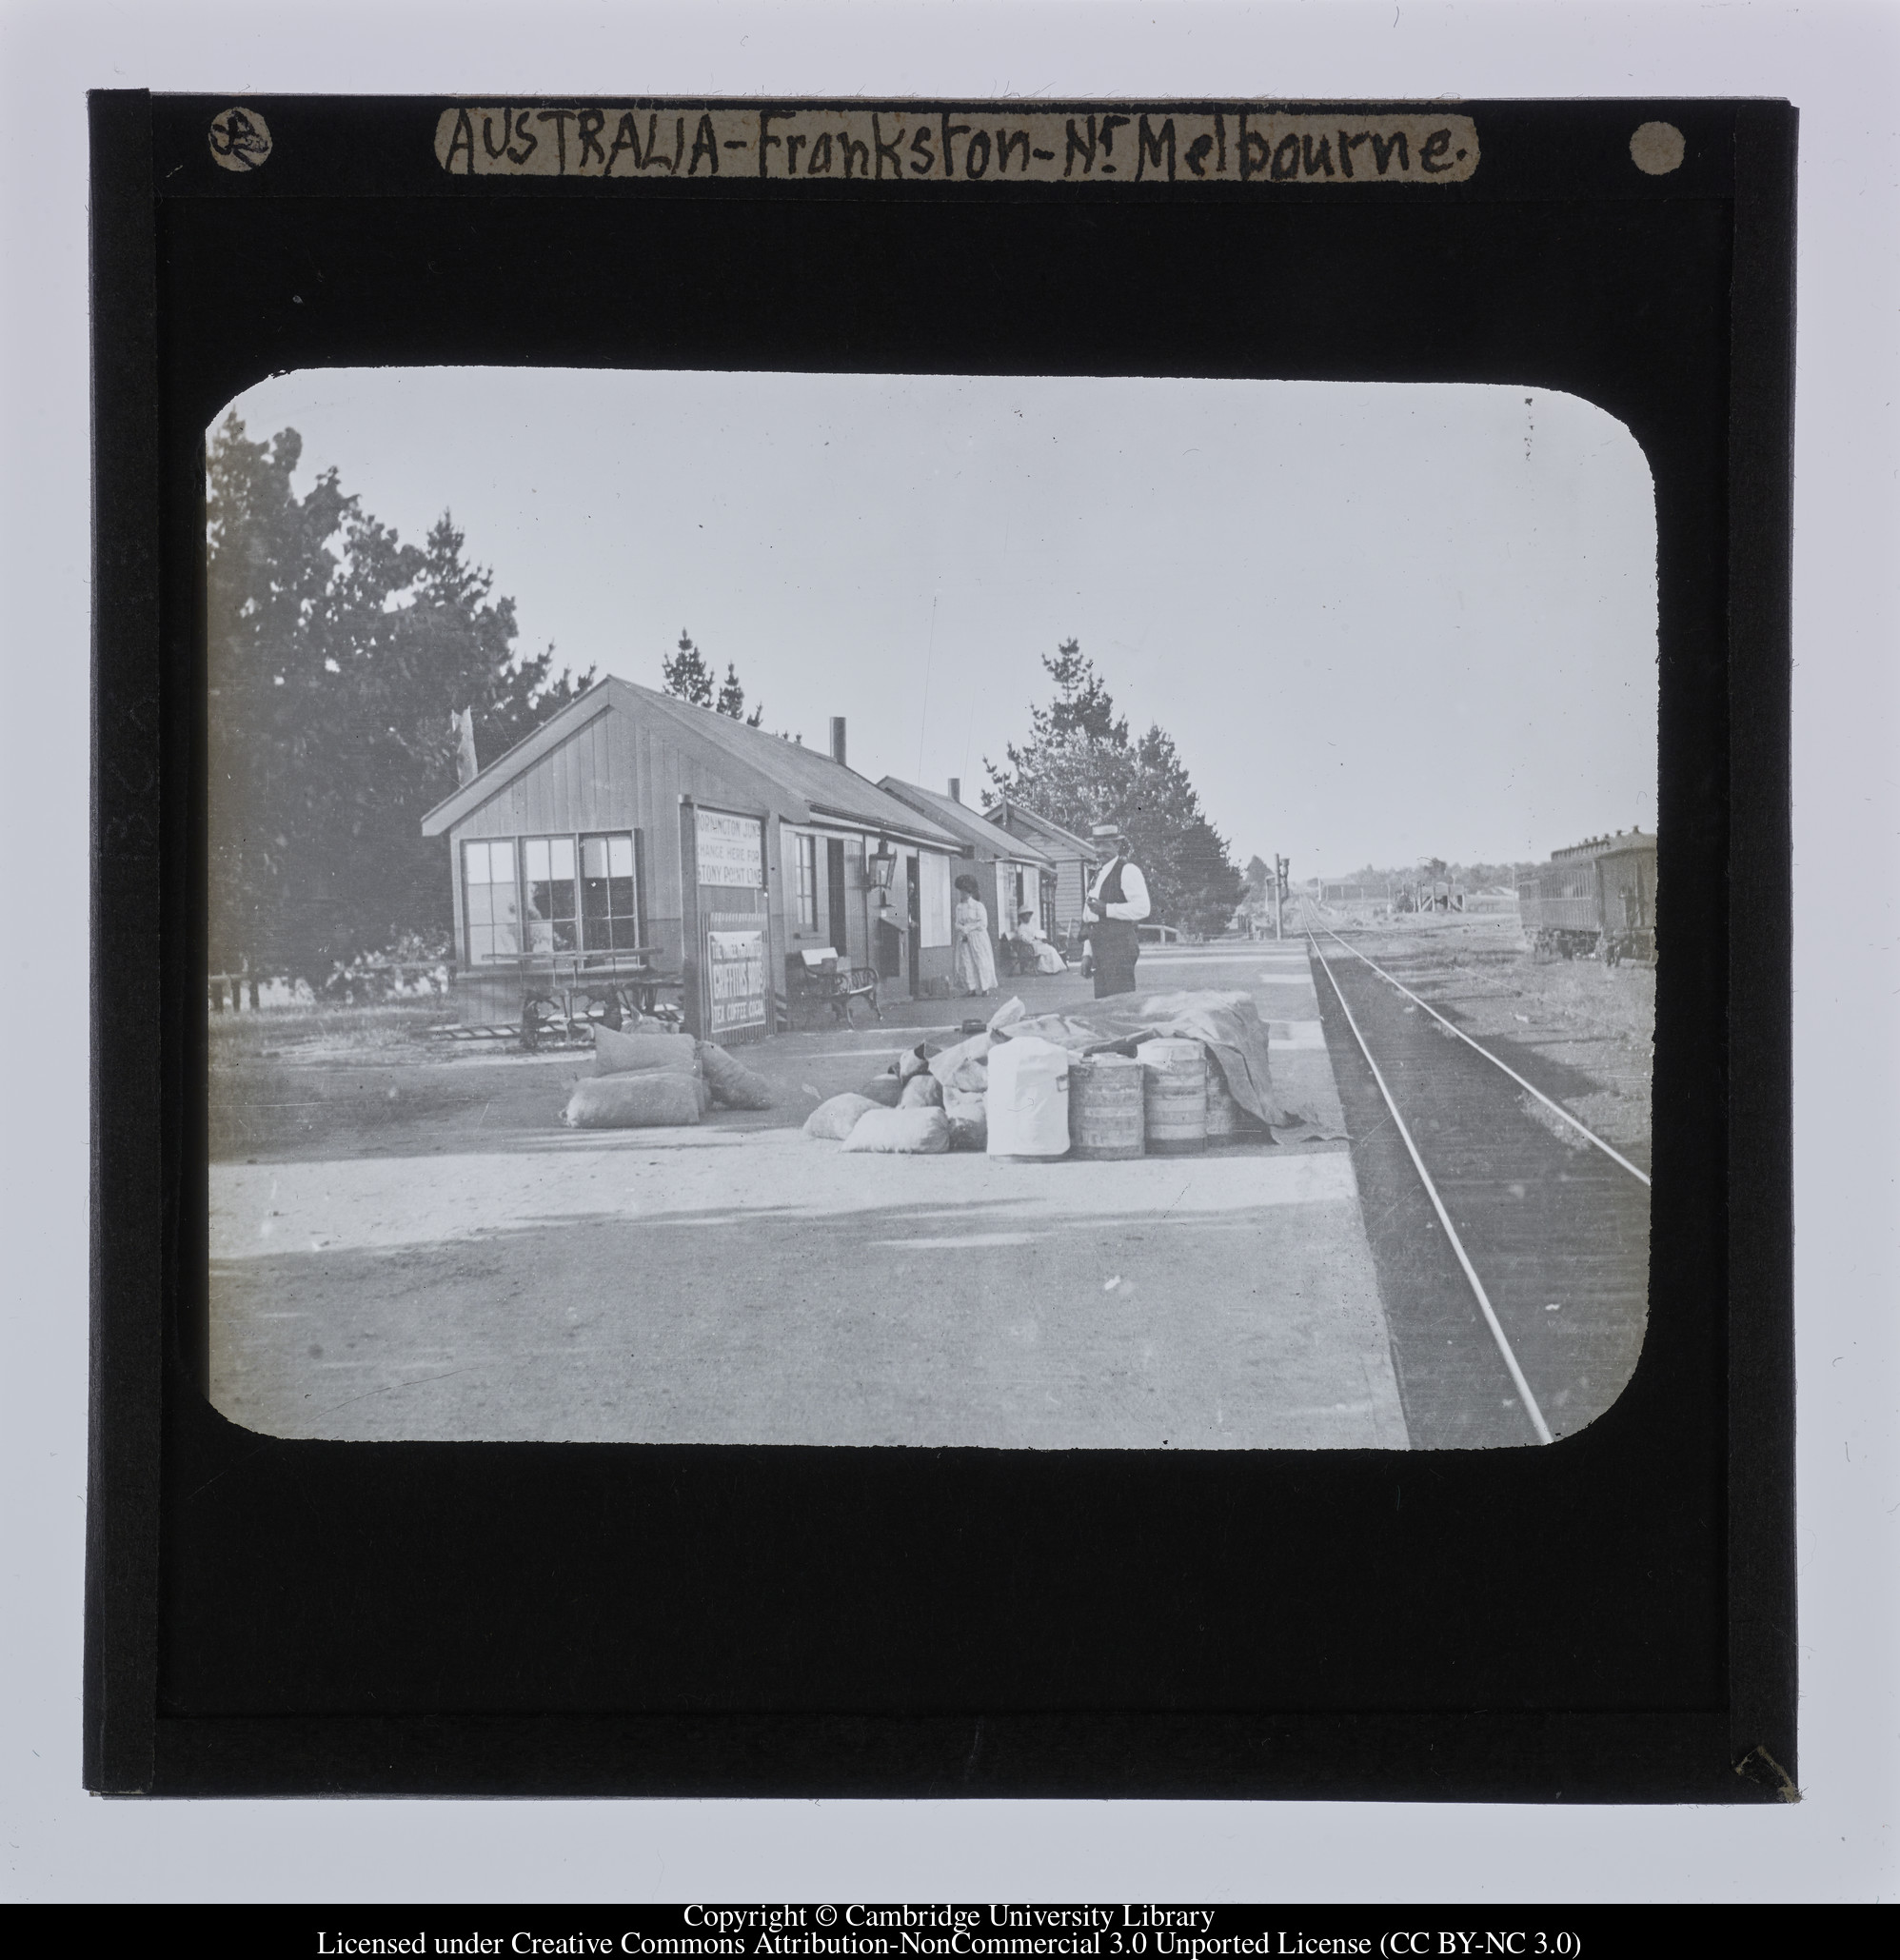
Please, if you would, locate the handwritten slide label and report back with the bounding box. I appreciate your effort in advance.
[434,104,1479,187]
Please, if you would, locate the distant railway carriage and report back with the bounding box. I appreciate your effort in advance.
[1518,831,1657,963]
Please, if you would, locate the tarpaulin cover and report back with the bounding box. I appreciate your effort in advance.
[1006,990,1291,1129]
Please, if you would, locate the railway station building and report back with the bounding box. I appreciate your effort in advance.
[983,796,1100,939]
[420,677,963,1039]
[876,776,1055,958]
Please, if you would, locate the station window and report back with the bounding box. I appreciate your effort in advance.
[794,832,819,931]
[463,840,520,961]
[580,833,642,951]
[523,836,578,952]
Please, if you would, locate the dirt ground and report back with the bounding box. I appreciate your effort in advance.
[204,929,1652,1452]
[1307,914,1655,1157]
[208,945,1409,1450]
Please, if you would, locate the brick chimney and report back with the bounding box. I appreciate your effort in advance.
[829,716,846,766]
[948,777,961,803]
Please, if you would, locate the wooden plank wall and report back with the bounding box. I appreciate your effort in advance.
[447,705,786,991]
[442,698,969,1017]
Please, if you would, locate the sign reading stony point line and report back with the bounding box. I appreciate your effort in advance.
[695,809,766,889]
[434,103,1480,186]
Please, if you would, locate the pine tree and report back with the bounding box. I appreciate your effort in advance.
[984,642,1243,937]
[662,629,716,707]
[984,641,1138,840]
[664,634,764,723]
[716,661,764,726]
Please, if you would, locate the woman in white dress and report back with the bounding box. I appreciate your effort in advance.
[952,874,999,996]
[1016,908,1068,975]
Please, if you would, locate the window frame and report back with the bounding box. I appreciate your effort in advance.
[463,831,643,964]
[792,830,820,932]
[521,833,580,955]
[578,830,643,954]
[462,838,521,964]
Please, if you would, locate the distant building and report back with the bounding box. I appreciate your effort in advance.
[420,677,962,1038]
[984,797,1101,937]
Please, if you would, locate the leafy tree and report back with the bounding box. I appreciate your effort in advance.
[985,641,1244,937]
[206,414,592,983]
[1244,854,1272,901]
[664,631,764,724]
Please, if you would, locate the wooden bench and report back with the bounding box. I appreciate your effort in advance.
[785,951,881,1029]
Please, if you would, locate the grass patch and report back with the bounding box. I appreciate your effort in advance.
[208,997,456,1064]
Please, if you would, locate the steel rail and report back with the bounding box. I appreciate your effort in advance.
[1320,927,1652,1189]
[1311,938,1554,1447]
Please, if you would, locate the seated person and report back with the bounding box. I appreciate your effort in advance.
[1013,908,1068,975]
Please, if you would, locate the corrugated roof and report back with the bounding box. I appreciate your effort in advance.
[1551,829,1658,863]
[422,675,960,847]
[877,778,1054,866]
[981,795,1100,861]
[623,682,962,843]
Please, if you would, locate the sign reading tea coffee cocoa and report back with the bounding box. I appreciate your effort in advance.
[706,929,767,1036]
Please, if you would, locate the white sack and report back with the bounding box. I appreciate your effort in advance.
[927,1029,993,1082]
[803,1092,881,1141]
[699,1041,777,1110]
[985,1036,1071,1157]
[564,1072,703,1129]
[593,1025,701,1079]
[839,1107,952,1155]
[942,1084,988,1152]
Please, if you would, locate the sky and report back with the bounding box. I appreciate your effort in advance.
[218,366,1659,880]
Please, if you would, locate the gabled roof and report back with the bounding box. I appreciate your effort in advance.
[980,794,1100,861]
[877,778,1054,867]
[422,676,960,847]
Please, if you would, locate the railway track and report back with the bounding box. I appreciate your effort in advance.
[1298,903,1652,1448]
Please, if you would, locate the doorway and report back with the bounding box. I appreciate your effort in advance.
[826,837,849,959]
[905,854,921,997]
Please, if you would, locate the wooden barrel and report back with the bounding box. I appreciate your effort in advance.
[1203,1054,1245,1138]
[1069,1052,1145,1159]
[1138,1039,1207,1155]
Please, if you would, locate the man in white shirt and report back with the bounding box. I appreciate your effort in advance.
[1084,822,1151,998]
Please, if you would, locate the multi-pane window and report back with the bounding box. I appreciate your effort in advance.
[465,832,640,961]
[580,833,642,950]
[794,832,819,931]
[463,840,520,961]
[523,836,578,953]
